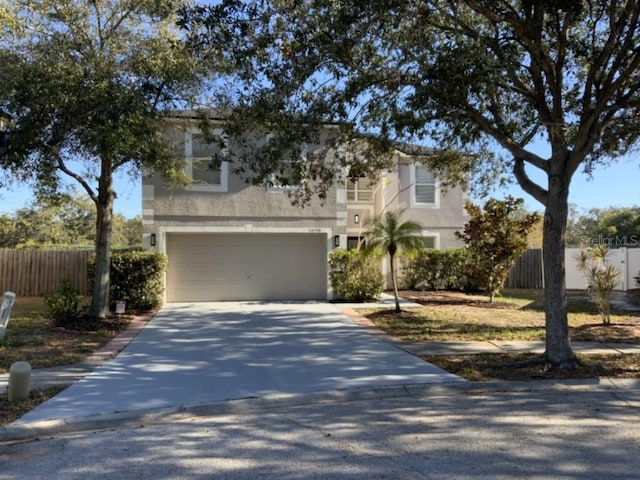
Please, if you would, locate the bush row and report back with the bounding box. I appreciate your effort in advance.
[329,249,384,301]
[403,248,475,291]
[329,247,481,301]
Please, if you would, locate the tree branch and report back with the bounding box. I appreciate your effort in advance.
[465,0,557,126]
[514,156,548,206]
[56,156,98,205]
[464,105,549,174]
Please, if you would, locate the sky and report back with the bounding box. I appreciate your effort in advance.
[1,151,639,218]
[493,152,640,213]
[0,169,142,218]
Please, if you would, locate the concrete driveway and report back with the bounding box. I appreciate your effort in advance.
[17,302,462,423]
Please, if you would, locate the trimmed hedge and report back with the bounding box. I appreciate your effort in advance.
[329,249,383,302]
[404,248,471,291]
[89,251,167,312]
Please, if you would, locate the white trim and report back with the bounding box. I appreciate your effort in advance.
[184,127,229,192]
[142,208,154,225]
[410,164,440,208]
[158,225,333,235]
[336,211,347,227]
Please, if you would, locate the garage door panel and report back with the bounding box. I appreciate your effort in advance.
[166,233,327,302]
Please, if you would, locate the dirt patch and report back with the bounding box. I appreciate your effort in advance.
[424,353,640,382]
[0,387,65,427]
[398,290,521,309]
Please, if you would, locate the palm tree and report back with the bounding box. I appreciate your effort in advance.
[365,209,424,312]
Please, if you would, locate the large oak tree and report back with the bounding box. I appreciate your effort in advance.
[185,0,640,369]
[0,1,209,319]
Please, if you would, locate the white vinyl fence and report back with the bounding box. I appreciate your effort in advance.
[565,247,640,291]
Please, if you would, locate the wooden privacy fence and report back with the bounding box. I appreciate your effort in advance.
[0,249,92,296]
[506,248,543,289]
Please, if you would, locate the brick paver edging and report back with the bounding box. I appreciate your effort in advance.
[83,310,158,365]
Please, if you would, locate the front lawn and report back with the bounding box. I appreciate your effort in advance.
[0,297,131,373]
[0,297,134,426]
[365,289,640,381]
[366,289,640,344]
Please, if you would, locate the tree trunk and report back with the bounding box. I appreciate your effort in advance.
[389,253,401,313]
[90,160,115,320]
[542,178,578,369]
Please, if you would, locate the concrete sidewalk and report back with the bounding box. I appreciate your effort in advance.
[2,297,640,446]
[397,340,640,356]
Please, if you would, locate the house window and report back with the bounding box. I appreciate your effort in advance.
[185,130,228,192]
[267,142,306,191]
[346,171,375,202]
[412,165,439,207]
[268,159,304,190]
[421,236,437,249]
[347,236,366,250]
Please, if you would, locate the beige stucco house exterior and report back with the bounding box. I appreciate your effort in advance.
[142,116,467,302]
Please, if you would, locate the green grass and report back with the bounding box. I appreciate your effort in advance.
[367,289,640,343]
[368,310,546,341]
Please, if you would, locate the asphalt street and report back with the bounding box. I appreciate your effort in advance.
[2,382,639,479]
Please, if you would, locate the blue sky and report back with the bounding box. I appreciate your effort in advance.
[0,169,142,218]
[1,151,639,218]
[493,153,640,213]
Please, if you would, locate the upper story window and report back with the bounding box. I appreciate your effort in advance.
[411,165,439,208]
[267,142,306,192]
[346,170,375,202]
[185,129,228,192]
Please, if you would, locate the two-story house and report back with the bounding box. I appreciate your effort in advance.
[142,114,466,302]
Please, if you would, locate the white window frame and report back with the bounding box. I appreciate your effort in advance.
[420,232,440,249]
[185,128,229,192]
[346,173,375,202]
[410,164,440,208]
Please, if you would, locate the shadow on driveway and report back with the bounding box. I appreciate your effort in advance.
[17,302,462,423]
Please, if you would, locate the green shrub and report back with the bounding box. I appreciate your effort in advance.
[44,280,81,328]
[89,251,167,312]
[329,249,383,302]
[404,248,471,291]
[575,244,621,324]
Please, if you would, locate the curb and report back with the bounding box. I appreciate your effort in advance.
[2,377,640,445]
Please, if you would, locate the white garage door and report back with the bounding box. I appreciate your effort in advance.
[166,233,328,302]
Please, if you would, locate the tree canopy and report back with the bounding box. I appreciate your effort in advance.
[0,0,209,319]
[0,192,141,250]
[183,0,640,369]
[566,205,640,248]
